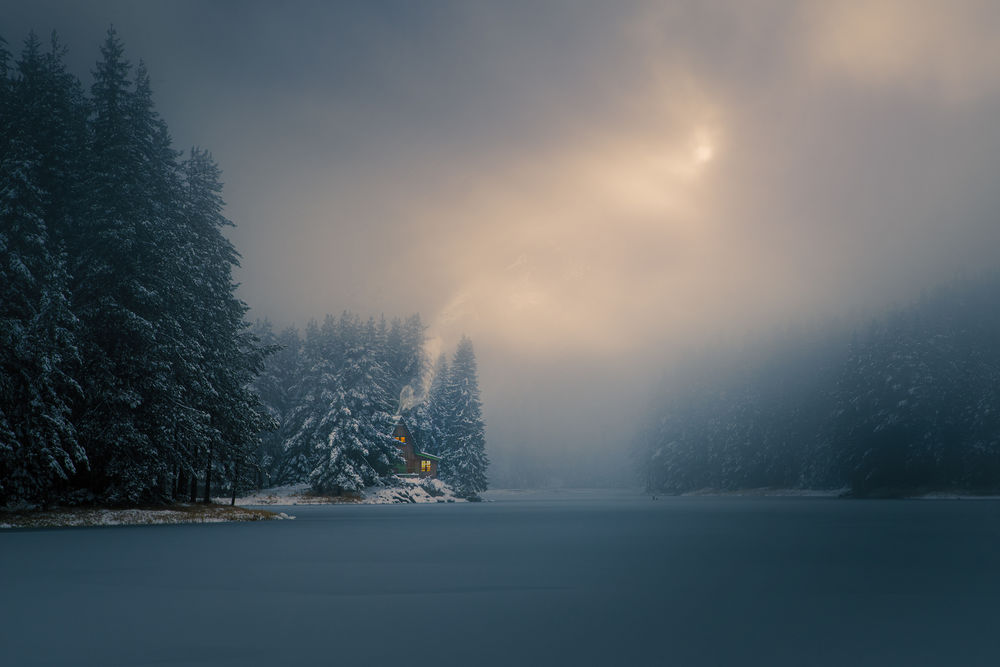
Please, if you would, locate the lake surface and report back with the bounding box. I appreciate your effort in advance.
[3,493,1000,666]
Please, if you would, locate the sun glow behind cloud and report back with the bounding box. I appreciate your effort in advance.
[408,108,728,358]
[201,0,1000,374]
[799,0,1000,101]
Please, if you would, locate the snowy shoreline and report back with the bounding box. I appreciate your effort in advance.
[0,504,284,529]
[9,485,995,529]
[1,478,466,529]
[225,477,467,506]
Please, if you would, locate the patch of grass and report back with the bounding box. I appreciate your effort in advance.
[0,503,280,529]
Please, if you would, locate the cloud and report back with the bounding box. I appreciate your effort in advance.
[798,0,1000,102]
[322,0,1000,367]
[405,95,727,358]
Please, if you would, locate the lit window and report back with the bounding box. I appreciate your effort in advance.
[396,436,406,443]
[421,460,432,473]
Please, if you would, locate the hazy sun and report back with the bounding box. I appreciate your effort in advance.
[694,142,714,164]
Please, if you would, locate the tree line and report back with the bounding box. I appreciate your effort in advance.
[635,275,1000,497]
[253,316,489,498]
[1,28,491,507]
[0,29,272,507]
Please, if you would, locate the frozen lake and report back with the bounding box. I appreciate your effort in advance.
[4,493,1000,666]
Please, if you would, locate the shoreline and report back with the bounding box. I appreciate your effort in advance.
[0,503,285,529]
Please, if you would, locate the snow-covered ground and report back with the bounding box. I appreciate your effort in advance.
[363,477,464,503]
[225,476,465,506]
[0,504,283,529]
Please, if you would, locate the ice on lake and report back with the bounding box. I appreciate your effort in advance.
[3,493,1000,666]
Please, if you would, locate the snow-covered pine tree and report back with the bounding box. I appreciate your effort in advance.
[309,316,402,495]
[277,317,335,484]
[0,27,274,505]
[0,36,8,105]
[439,337,488,496]
[408,353,448,457]
[128,61,209,502]
[65,29,271,503]
[0,38,12,496]
[69,28,167,502]
[0,34,86,505]
[180,148,272,501]
[385,314,426,408]
[250,320,302,485]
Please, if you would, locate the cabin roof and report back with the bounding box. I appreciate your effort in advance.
[392,417,440,463]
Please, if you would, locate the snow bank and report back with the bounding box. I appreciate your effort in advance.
[226,477,465,506]
[363,477,464,504]
[0,504,281,529]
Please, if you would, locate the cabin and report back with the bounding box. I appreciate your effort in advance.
[391,418,441,478]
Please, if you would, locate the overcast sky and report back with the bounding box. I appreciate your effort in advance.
[6,1,1000,486]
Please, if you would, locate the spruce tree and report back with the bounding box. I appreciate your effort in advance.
[439,337,488,496]
[71,28,163,501]
[251,320,302,485]
[180,148,272,501]
[385,314,426,409]
[278,317,335,484]
[408,353,448,457]
[309,316,402,494]
[0,33,87,506]
[0,27,273,505]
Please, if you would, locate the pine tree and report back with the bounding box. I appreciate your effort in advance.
[251,320,302,485]
[0,33,86,506]
[309,316,402,494]
[385,314,426,410]
[278,317,334,484]
[439,337,488,496]
[0,27,274,506]
[179,148,272,501]
[408,353,448,457]
[69,28,165,502]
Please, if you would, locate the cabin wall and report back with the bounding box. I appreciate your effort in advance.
[395,442,418,474]
[393,419,438,478]
[418,460,438,478]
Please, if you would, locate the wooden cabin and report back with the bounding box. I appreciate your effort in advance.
[392,418,441,478]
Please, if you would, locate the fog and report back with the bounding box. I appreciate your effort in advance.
[8,1,1000,487]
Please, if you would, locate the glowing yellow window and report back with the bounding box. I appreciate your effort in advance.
[396,436,406,443]
[420,460,432,473]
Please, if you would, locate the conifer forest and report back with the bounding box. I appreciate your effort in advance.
[0,30,488,507]
[634,276,1000,497]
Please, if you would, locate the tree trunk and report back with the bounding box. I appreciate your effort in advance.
[203,444,214,503]
[231,462,239,506]
[189,471,198,503]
